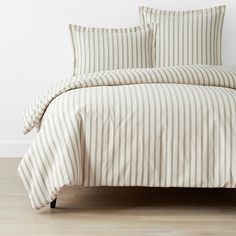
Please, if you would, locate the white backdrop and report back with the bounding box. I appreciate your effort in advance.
[0,0,235,157]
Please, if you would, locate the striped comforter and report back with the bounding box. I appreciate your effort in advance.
[18,65,236,209]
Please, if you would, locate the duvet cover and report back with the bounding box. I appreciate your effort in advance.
[18,65,236,209]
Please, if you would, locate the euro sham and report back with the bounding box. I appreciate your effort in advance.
[139,5,226,67]
[69,24,156,75]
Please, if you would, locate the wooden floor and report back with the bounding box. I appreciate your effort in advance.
[1,158,236,236]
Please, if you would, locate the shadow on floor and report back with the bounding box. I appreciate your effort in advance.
[40,187,236,214]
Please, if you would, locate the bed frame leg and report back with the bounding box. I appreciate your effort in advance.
[50,198,57,208]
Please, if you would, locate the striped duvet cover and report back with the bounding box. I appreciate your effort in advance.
[18,65,236,209]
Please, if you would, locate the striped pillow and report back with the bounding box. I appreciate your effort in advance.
[139,6,226,67]
[69,24,156,75]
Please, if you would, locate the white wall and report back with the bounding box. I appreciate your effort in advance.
[0,0,235,157]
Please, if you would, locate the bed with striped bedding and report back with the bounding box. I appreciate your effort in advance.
[18,65,236,209]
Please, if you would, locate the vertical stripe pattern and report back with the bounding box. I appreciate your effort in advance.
[18,65,236,209]
[139,6,226,67]
[70,24,156,75]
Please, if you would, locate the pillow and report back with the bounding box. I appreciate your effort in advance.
[69,24,157,75]
[139,5,226,67]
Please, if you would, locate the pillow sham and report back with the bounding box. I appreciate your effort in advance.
[69,24,157,75]
[139,5,226,67]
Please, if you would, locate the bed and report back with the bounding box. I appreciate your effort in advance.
[18,5,236,209]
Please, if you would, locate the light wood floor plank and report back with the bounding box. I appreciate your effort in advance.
[0,158,236,236]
